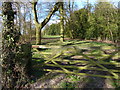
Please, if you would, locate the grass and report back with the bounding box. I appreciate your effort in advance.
[31,51,46,82]
[66,75,81,82]
[42,35,61,38]
[60,81,76,88]
[59,74,95,88]
[31,37,120,88]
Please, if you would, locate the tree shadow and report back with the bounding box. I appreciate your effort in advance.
[81,72,106,89]
[31,57,63,84]
[31,41,120,88]
[30,57,46,81]
[79,48,120,89]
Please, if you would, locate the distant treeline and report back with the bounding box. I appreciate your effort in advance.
[43,2,120,42]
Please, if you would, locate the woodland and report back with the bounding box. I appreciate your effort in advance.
[0,0,120,89]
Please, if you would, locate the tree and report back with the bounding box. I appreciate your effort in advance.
[59,2,64,42]
[2,2,32,88]
[32,1,62,44]
[65,8,90,39]
[43,23,60,35]
[118,2,120,43]
[2,2,19,88]
[94,1,118,41]
[63,0,77,39]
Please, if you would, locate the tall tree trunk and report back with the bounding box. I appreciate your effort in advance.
[17,3,21,33]
[2,2,17,88]
[23,5,27,41]
[2,2,31,88]
[32,1,61,45]
[59,2,64,42]
[36,24,41,44]
[23,5,26,35]
[107,16,113,41]
[29,12,32,41]
[68,0,74,39]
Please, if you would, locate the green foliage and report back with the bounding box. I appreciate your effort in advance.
[65,8,89,39]
[43,23,60,35]
[66,75,81,81]
[60,81,76,88]
[93,2,118,41]
[110,79,120,88]
[64,2,119,42]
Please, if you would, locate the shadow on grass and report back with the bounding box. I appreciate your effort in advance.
[30,40,120,87]
[36,48,50,51]
[81,73,106,88]
[41,39,59,45]
[30,57,46,82]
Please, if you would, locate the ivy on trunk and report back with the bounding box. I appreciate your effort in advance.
[2,2,32,89]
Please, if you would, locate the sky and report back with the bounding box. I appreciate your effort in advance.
[47,0,120,25]
[73,0,119,10]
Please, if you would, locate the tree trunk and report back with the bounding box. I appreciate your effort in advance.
[2,2,31,88]
[32,1,61,45]
[36,25,41,44]
[29,12,32,41]
[2,2,18,88]
[18,4,21,33]
[59,2,64,42]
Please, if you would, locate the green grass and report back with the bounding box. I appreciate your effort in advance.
[31,38,119,87]
[42,35,60,38]
[66,75,81,82]
[60,81,76,88]
[31,51,46,82]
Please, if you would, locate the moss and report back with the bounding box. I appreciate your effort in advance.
[2,2,32,88]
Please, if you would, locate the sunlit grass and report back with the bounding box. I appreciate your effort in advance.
[31,38,119,88]
[42,35,60,38]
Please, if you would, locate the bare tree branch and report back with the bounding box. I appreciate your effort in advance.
[40,2,62,29]
[32,1,62,44]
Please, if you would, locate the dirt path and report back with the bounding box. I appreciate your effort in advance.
[30,72,115,89]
